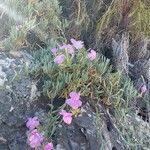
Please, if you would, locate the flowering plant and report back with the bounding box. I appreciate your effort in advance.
[30,38,139,149]
[26,116,54,150]
[32,38,137,107]
[32,38,103,100]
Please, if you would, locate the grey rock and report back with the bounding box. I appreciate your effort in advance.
[55,99,125,150]
[0,52,38,127]
[0,144,9,150]
[0,52,49,150]
[0,123,29,150]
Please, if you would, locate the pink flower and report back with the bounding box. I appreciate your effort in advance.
[44,142,54,150]
[87,50,96,61]
[69,91,80,100]
[70,38,84,49]
[141,84,147,94]
[51,48,58,54]
[66,91,82,109]
[60,44,75,55]
[66,98,82,109]
[26,117,40,130]
[28,129,44,148]
[54,54,65,64]
[66,44,75,55]
[60,110,73,124]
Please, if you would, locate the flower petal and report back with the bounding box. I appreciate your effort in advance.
[70,38,84,49]
[59,110,73,124]
[63,114,72,124]
[87,50,96,61]
[28,129,44,148]
[44,142,54,150]
[66,98,82,109]
[141,84,147,93]
[26,117,40,130]
[69,91,80,100]
[51,48,58,54]
[54,54,65,64]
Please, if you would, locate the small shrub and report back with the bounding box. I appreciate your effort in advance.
[2,0,67,50]
[31,39,137,108]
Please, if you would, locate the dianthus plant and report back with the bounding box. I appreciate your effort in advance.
[32,38,137,107]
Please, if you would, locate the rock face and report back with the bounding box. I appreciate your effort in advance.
[55,98,150,150]
[55,99,125,150]
[0,52,48,150]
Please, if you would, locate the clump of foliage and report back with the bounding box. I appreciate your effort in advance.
[2,0,67,50]
[60,0,108,46]
[31,39,137,108]
[4,21,35,50]
[96,0,150,42]
[71,0,91,41]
